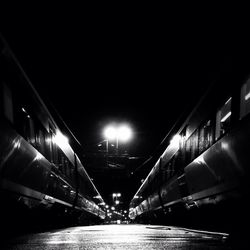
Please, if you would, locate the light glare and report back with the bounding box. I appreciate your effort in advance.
[221,111,231,123]
[170,134,181,147]
[104,126,117,140]
[103,124,132,142]
[53,131,69,149]
[117,126,132,142]
[245,91,250,101]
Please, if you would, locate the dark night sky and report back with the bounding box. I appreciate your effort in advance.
[1,17,230,154]
[1,7,239,206]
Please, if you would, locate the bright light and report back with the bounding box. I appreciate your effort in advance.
[113,193,121,198]
[103,124,133,142]
[170,134,181,147]
[117,125,132,142]
[221,111,232,123]
[245,91,250,101]
[53,131,69,149]
[34,152,43,161]
[103,126,117,140]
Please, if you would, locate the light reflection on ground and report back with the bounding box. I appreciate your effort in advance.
[3,224,232,250]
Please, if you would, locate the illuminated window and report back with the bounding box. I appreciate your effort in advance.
[240,78,250,119]
[215,97,232,140]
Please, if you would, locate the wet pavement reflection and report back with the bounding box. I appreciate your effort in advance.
[2,224,233,249]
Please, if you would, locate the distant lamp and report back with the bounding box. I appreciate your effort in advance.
[117,125,132,142]
[103,123,133,154]
[103,126,117,140]
[112,193,121,198]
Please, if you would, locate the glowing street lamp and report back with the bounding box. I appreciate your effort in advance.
[104,126,117,141]
[112,192,122,206]
[112,193,121,198]
[117,125,132,143]
[103,124,132,154]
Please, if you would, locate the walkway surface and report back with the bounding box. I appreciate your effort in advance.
[2,224,233,249]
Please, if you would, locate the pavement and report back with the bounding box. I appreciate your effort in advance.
[2,224,235,249]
